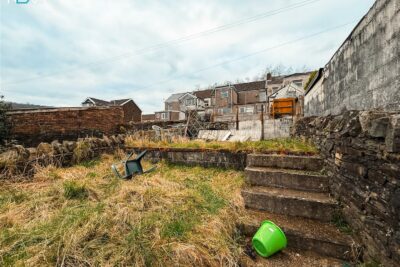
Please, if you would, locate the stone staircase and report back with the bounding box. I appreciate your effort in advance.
[239,154,355,265]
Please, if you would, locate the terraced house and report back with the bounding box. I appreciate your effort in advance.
[81,97,142,123]
[155,72,311,123]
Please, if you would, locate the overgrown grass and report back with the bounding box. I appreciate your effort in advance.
[125,136,318,155]
[0,152,244,266]
[63,181,89,200]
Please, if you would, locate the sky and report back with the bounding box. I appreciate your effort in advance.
[1,0,375,113]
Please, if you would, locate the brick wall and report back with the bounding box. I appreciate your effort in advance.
[122,101,142,123]
[8,106,125,146]
[238,90,260,104]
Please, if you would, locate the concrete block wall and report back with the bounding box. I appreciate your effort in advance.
[305,0,400,116]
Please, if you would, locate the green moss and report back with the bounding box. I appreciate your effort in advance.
[304,70,318,91]
[357,260,383,267]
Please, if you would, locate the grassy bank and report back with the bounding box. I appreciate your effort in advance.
[125,137,318,155]
[0,152,244,266]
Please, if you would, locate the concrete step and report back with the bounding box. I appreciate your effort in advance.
[247,154,324,171]
[245,167,329,193]
[239,210,355,261]
[240,245,344,267]
[241,186,337,222]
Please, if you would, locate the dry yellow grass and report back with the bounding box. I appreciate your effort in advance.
[0,151,245,266]
[124,136,318,155]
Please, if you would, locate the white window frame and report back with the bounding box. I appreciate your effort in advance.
[161,112,168,120]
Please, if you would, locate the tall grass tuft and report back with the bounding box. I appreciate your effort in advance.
[63,180,89,200]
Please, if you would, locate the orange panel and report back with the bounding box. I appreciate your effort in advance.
[270,98,295,116]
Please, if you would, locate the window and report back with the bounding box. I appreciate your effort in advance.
[185,98,195,106]
[161,112,168,120]
[221,91,228,98]
[204,98,211,107]
[239,106,254,113]
[246,106,254,113]
[166,104,172,111]
[287,89,296,97]
[293,79,303,87]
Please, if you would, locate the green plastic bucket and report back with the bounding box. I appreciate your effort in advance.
[252,220,287,258]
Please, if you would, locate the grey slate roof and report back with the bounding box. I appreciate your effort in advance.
[83,97,136,107]
[165,93,186,103]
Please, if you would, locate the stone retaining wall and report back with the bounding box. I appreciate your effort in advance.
[0,135,248,179]
[293,111,400,266]
[126,147,247,170]
[0,135,126,179]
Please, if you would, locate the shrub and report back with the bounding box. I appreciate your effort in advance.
[0,96,11,146]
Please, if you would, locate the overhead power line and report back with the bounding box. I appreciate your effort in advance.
[2,0,323,86]
[136,21,357,90]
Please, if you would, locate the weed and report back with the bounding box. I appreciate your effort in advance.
[86,172,97,178]
[162,209,197,239]
[80,159,100,168]
[197,183,226,214]
[357,260,383,267]
[0,189,27,210]
[332,211,353,234]
[63,180,89,200]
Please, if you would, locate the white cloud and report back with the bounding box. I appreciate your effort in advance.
[1,0,375,113]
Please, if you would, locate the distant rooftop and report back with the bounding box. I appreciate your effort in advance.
[165,93,186,103]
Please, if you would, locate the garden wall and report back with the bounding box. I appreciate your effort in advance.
[8,106,125,146]
[0,135,248,180]
[126,147,247,170]
[304,0,400,116]
[293,111,400,266]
